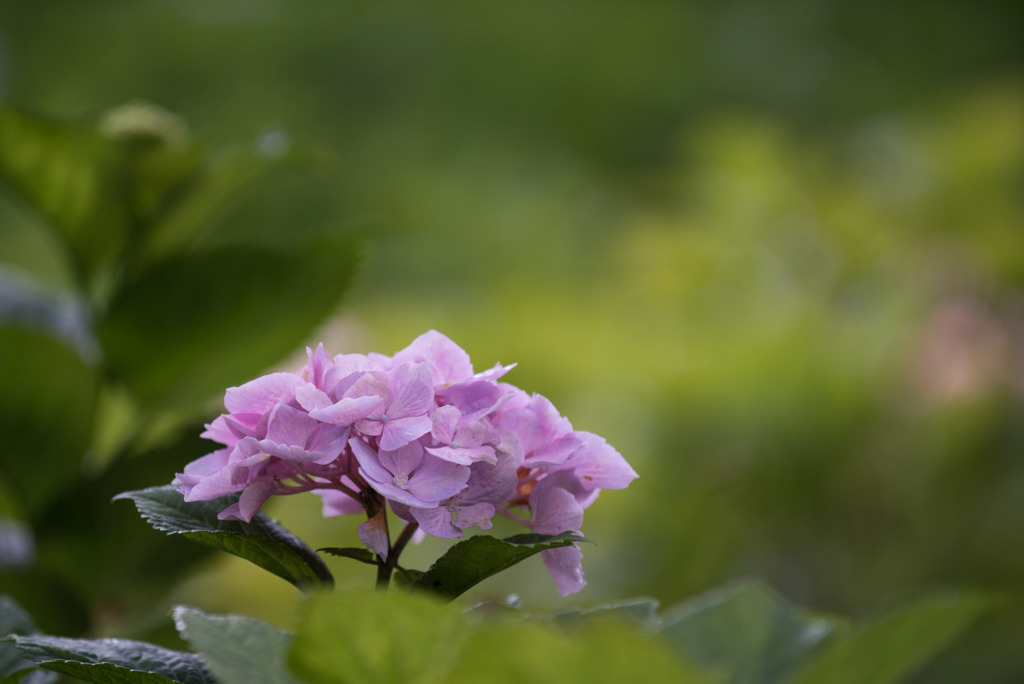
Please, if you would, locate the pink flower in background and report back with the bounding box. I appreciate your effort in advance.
[173,329,637,595]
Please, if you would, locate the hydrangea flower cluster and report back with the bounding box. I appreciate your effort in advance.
[173,331,637,595]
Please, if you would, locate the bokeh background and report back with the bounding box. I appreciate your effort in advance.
[1,2,1021,682]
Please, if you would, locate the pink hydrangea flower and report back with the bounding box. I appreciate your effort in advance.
[172,329,637,596]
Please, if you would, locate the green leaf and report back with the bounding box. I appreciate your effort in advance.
[96,233,360,412]
[790,592,991,684]
[552,597,663,630]
[318,547,377,565]
[113,485,332,591]
[2,671,58,683]
[392,568,425,589]
[657,580,842,684]
[11,432,216,633]
[447,617,713,684]
[134,146,265,260]
[0,326,98,516]
[172,606,300,684]
[138,145,334,260]
[0,269,93,358]
[289,589,467,684]
[0,596,41,679]
[411,532,590,600]
[0,597,36,636]
[0,107,128,287]
[9,635,214,684]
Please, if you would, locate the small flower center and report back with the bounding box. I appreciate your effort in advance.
[393,472,409,489]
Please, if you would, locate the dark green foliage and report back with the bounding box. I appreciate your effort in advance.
[114,486,332,591]
[0,327,97,516]
[0,103,358,638]
[10,635,214,684]
[97,233,358,411]
[318,548,377,565]
[0,108,128,288]
[2,581,989,684]
[0,596,44,681]
[411,532,590,600]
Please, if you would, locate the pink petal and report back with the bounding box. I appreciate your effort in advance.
[493,407,543,455]
[238,480,276,521]
[216,503,244,521]
[305,424,350,464]
[201,413,261,444]
[561,432,638,490]
[406,454,470,503]
[459,458,518,504]
[302,343,333,388]
[388,501,416,524]
[530,434,583,467]
[453,502,495,530]
[234,439,272,467]
[265,404,319,448]
[310,395,384,426]
[177,448,230,481]
[317,488,364,517]
[410,505,461,539]
[331,353,388,385]
[472,362,516,383]
[443,381,508,419]
[424,445,496,466]
[379,415,433,451]
[358,509,390,560]
[376,441,424,478]
[185,465,247,501]
[430,405,461,444]
[348,438,392,485]
[362,479,436,508]
[295,385,333,412]
[541,545,586,597]
[200,416,240,446]
[224,372,304,414]
[385,363,435,420]
[392,330,474,386]
[529,476,584,534]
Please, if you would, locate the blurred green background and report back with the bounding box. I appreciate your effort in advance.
[0,1,1021,682]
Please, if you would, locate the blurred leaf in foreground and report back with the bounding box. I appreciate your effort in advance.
[290,589,467,684]
[791,591,993,684]
[173,606,300,684]
[658,580,843,684]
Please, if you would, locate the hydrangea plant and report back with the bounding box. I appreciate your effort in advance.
[172,329,636,595]
[3,331,990,684]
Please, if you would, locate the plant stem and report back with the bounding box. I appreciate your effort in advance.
[388,522,419,572]
[375,520,420,589]
[375,554,391,590]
